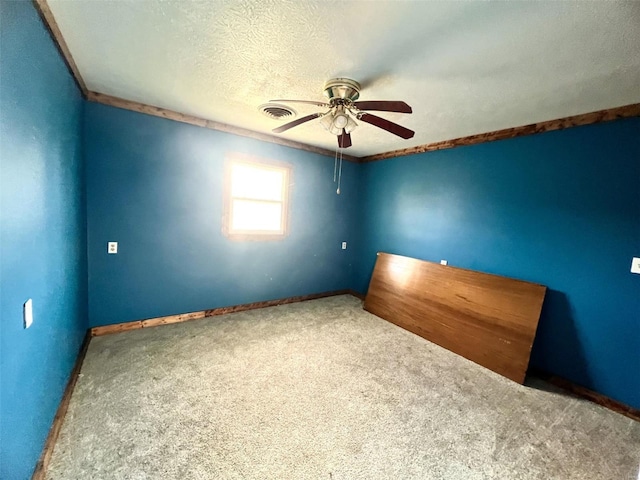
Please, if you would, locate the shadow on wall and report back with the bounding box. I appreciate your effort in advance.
[354,251,381,295]
[529,289,591,388]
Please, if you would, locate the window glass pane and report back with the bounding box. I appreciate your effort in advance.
[231,200,283,232]
[231,163,284,201]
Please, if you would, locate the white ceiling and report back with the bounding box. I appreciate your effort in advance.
[48,0,640,157]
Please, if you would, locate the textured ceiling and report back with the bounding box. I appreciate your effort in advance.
[47,0,640,157]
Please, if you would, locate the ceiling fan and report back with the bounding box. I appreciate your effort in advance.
[270,78,414,149]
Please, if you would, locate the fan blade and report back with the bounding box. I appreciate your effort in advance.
[272,113,322,134]
[359,113,415,139]
[338,129,352,148]
[353,101,412,113]
[270,99,330,108]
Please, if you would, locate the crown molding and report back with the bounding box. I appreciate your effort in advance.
[32,0,88,97]
[32,0,639,164]
[84,96,640,164]
[86,92,360,162]
[33,0,357,161]
[360,103,640,163]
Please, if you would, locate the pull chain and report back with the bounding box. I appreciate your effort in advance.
[337,148,343,195]
[333,147,338,183]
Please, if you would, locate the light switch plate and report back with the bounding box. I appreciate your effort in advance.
[24,299,33,329]
[631,257,640,274]
[108,242,118,254]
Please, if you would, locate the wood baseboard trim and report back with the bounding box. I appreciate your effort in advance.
[201,290,352,317]
[348,289,366,300]
[32,330,92,480]
[530,369,639,422]
[91,290,355,336]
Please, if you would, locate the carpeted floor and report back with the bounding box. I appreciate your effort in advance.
[47,295,639,480]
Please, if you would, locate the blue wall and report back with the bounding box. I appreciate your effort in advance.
[355,118,640,409]
[1,6,638,479]
[0,2,87,479]
[84,103,359,327]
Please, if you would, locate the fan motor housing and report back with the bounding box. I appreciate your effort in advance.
[323,78,361,102]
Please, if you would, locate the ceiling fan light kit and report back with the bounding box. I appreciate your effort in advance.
[320,105,358,136]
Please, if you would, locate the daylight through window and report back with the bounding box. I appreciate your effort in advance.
[224,158,290,239]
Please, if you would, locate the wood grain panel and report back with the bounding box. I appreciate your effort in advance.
[364,253,546,383]
[361,103,640,162]
[86,92,360,162]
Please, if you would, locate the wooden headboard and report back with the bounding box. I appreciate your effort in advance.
[364,253,546,383]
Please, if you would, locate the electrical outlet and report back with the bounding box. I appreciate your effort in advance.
[440,260,448,265]
[24,299,33,329]
[108,242,118,254]
[342,242,347,250]
[631,257,640,274]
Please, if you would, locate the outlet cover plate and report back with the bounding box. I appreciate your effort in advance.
[108,242,118,254]
[24,299,33,329]
[631,257,640,274]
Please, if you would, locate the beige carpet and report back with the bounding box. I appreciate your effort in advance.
[47,295,639,479]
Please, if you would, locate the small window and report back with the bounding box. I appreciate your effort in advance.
[223,157,290,240]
